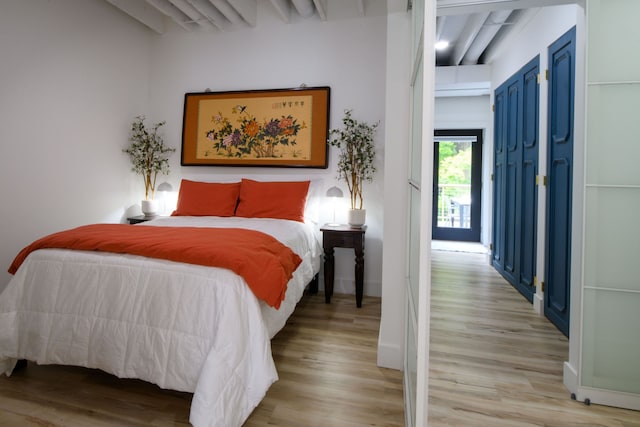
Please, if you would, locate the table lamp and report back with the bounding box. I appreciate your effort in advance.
[157,182,174,215]
[326,186,343,226]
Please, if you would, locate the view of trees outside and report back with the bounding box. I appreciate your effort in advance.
[437,140,472,228]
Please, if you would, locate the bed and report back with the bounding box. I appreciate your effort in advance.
[0,179,322,427]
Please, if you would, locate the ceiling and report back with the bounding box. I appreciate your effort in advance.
[104,0,577,67]
[434,0,576,66]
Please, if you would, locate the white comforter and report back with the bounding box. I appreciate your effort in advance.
[0,216,321,427]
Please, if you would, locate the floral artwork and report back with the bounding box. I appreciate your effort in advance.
[196,96,312,161]
[182,87,330,168]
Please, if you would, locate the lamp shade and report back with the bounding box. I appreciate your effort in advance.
[326,186,343,198]
[157,182,173,192]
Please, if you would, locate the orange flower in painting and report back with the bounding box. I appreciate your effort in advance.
[245,120,259,137]
[282,127,294,136]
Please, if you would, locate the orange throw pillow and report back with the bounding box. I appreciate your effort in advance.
[172,179,240,216]
[235,179,310,222]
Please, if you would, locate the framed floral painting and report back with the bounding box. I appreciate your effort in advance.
[181,86,330,168]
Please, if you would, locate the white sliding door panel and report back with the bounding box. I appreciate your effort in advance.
[578,0,640,407]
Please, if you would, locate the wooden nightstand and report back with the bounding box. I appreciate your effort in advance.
[320,224,367,307]
[127,215,152,224]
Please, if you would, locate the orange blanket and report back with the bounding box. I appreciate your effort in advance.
[8,224,302,309]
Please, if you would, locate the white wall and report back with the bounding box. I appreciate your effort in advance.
[0,0,151,291]
[147,4,388,297]
[0,0,388,298]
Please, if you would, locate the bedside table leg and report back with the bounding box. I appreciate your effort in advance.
[355,247,364,308]
[323,248,335,303]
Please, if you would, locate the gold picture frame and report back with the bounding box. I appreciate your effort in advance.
[181,86,330,168]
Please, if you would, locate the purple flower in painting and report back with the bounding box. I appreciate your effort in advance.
[231,129,242,146]
[206,131,215,141]
[265,119,280,137]
[222,133,234,147]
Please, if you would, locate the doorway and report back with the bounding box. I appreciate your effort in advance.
[432,129,482,242]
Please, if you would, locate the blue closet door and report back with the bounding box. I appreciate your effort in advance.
[492,57,539,303]
[545,27,576,337]
[519,62,540,299]
[492,85,506,268]
[504,76,521,285]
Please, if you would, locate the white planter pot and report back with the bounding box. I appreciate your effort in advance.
[141,199,158,218]
[347,209,366,227]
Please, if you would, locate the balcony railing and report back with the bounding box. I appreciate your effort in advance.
[437,184,471,229]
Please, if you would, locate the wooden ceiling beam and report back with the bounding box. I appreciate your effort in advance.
[146,0,195,31]
[437,0,575,16]
[291,0,315,18]
[269,0,291,23]
[312,0,326,20]
[206,0,243,24]
[450,12,488,66]
[227,0,257,27]
[185,0,230,29]
[166,0,217,30]
[105,0,166,33]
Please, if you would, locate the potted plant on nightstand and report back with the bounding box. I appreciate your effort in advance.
[328,109,378,227]
[123,116,175,217]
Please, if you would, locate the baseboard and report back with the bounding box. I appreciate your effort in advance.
[533,292,544,315]
[331,278,382,297]
[565,361,640,410]
[575,386,640,411]
[563,361,578,393]
[377,340,403,370]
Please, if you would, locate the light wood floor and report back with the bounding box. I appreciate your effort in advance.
[244,294,404,427]
[428,249,640,426]
[2,252,639,426]
[0,293,404,427]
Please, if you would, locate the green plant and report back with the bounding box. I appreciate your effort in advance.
[123,116,175,200]
[328,110,378,210]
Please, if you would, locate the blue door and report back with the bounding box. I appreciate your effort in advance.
[545,27,576,337]
[503,75,520,285]
[492,57,539,303]
[519,63,540,299]
[492,85,506,268]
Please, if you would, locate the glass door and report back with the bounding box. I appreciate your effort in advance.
[432,129,482,241]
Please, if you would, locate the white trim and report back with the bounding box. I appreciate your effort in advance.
[533,292,544,315]
[585,184,640,189]
[415,0,436,424]
[587,80,640,86]
[583,286,640,294]
[574,386,640,412]
[403,364,415,427]
[568,0,587,403]
[563,360,578,393]
[377,341,403,370]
